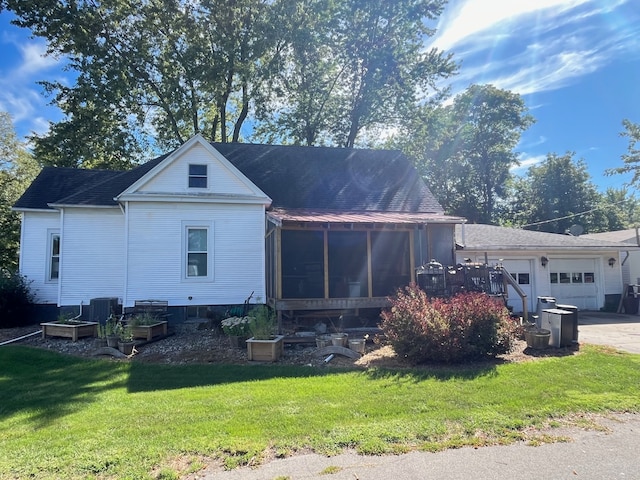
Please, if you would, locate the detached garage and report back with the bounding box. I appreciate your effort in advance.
[455,224,636,313]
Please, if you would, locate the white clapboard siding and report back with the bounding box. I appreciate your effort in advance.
[138,142,253,196]
[601,255,623,296]
[59,208,125,306]
[125,201,265,306]
[19,211,61,304]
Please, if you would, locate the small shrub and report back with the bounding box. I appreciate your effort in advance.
[0,269,35,328]
[220,316,251,336]
[129,312,158,326]
[248,304,276,340]
[379,284,519,364]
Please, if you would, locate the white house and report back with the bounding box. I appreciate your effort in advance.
[15,136,271,317]
[456,224,637,313]
[14,135,463,322]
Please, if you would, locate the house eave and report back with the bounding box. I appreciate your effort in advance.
[47,204,120,209]
[12,207,57,213]
[459,245,638,251]
[267,209,464,228]
[116,192,272,206]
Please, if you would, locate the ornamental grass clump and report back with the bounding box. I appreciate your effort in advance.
[248,304,276,340]
[380,284,519,364]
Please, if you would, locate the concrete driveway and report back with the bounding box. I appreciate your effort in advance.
[578,310,640,354]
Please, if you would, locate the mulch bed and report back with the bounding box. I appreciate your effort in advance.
[0,324,581,368]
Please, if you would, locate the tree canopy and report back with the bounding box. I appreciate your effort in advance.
[605,119,640,186]
[0,112,40,271]
[502,152,611,234]
[395,84,533,223]
[3,0,455,167]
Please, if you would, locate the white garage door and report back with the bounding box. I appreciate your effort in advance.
[549,259,598,310]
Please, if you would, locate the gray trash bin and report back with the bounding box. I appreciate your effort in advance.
[535,296,557,328]
[556,304,578,343]
[541,308,574,347]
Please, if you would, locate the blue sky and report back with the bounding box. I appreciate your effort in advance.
[1,0,639,191]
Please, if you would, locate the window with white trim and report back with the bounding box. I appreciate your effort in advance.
[186,227,208,278]
[188,164,207,188]
[48,231,60,281]
[550,271,595,284]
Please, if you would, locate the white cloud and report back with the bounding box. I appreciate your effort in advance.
[492,48,606,95]
[520,136,548,150]
[16,42,60,76]
[432,0,637,97]
[0,89,43,123]
[431,0,591,53]
[512,154,546,173]
[0,29,64,137]
[30,117,52,137]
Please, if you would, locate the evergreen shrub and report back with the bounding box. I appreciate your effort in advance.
[0,270,35,328]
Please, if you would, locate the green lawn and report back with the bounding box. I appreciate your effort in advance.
[1,344,639,479]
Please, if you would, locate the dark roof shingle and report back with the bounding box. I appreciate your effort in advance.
[213,143,443,213]
[13,167,122,210]
[456,224,635,249]
[14,142,443,214]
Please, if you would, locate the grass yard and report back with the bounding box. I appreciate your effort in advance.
[1,344,639,479]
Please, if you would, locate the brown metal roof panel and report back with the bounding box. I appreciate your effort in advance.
[268,209,464,225]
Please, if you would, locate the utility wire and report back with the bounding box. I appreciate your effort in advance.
[519,199,630,229]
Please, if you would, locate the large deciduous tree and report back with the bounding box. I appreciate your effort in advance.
[606,119,640,185]
[3,0,455,165]
[0,112,40,271]
[504,152,604,234]
[594,188,640,232]
[256,0,455,147]
[4,0,281,167]
[396,84,533,223]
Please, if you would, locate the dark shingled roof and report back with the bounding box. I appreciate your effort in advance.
[213,143,443,213]
[456,224,635,250]
[52,153,170,206]
[14,142,443,214]
[583,228,640,245]
[13,167,122,210]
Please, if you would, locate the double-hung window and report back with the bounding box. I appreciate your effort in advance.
[188,164,207,188]
[48,231,60,281]
[186,227,209,278]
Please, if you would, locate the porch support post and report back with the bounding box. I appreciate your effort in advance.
[276,228,282,300]
[323,230,329,298]
[367,231,373,297]
[409,228,416,284]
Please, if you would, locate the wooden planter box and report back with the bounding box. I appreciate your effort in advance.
[41,321,99,341]
[246,335,285,362]
[131,321,168,341]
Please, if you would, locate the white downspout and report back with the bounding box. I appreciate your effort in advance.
[461,221,466,247]
[57,208,64,307]
[18,212,25,273]
[122,201,129,308]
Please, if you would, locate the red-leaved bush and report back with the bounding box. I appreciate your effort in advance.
[379,284,519,363]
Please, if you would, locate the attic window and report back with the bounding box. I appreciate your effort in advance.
[188,164,207,188]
